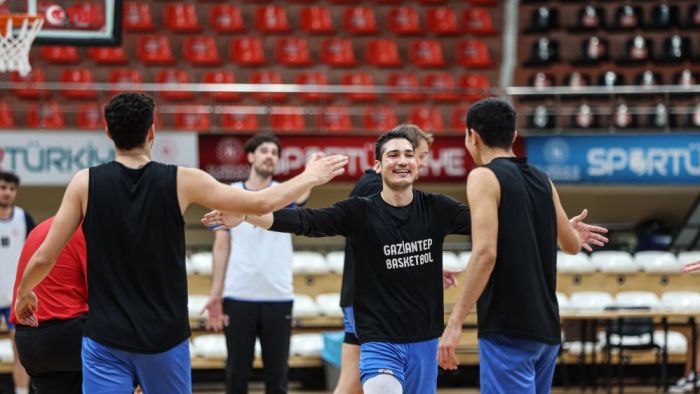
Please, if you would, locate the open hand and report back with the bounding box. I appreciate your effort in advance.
[14,291,39,327]
[438,324,461,370]
[303,153,348,186]
[201,211,245,230]
[202,295,229,332]
[570,209,609,252]
[682,260,700,273]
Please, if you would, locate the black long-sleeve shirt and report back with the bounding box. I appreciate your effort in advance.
[271,190,470,343]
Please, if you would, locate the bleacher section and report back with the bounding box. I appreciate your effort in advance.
[0,1,502,133]
[516,0,700,132]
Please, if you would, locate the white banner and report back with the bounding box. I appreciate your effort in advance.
[0,131,198,185]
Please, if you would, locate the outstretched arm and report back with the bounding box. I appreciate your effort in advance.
[550,180,581,255]
[15,169,88,326]
[439,167,500,370]
[179,154,348,215]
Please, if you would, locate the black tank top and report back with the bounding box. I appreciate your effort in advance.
[83,161,190,353]
[477,157,560,344]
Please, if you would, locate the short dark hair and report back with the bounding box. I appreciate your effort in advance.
[390,123,434,147]
[466,98,516,150]
[375,130,414,161]
[104,93,155,150]
[243,133,281,157]
[0,171,20,186]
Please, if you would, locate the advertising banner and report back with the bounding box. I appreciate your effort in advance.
[527,134,700,184]
[0,132,198,185]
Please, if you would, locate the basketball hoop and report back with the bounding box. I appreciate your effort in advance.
[0,14,44,77]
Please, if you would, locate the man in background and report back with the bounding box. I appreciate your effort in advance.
[0,172,34,394]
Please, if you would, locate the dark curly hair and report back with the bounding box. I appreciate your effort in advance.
[374,129,414,161]
[0,171,20,186]
[466,98,516,150]
[104,93,155,150]
[244,133,281,157]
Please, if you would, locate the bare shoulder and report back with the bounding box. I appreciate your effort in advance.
[70,169,89,190]
[467,167,498,190]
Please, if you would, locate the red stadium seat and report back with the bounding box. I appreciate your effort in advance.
[136,35,175,65]
[451,106,469,130]
[424,73,459,102]
[164,3,201,33]
[27,102,64,129]
[296,72,332,102]
[156,69,195,101]
[409,106,443,132]
[276,38,313,66]
[250,71,286,102]
[255,5,290,33]
[409,39,446,67]
[464,8,497,35]
[366,39,402,67]
[427,7,459,34]
[460,74,492,101]
[11,69,49,99]
[183,36,221,65]
[67,1,104,30]
[77,104,103,130]
[108,69,143,95]
[221,110,259,132]
[343,7,378,34]
[320,38,357,66]
[61,68,97,100]
[387,72,423,102]
[39,46,79,64]
[388,7,422,34]
[230,37,266,66]
[467,0,498,6]
[456,40,492,68]
[174,107,210,131]
[341,72,377,102]
[270,107,306,132]
[123,2,154,32]
[362,106,397,131]
[88,47,129,65]
[209,5,245,33]
[317,107,352,132]
[300,6,335,34]
[418,0,444,3]
[202,71,240,102]
[0,102,15,129]
[373,0,403,4]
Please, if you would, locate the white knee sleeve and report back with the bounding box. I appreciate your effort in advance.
[363,374,403,394]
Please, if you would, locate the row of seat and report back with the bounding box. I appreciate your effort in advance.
[0,102,472,132]
[558,290,700,311]
[123,3,498,35]
[558,251,700,274]
[188,250,471,275]
[7,68,493,102]
[35,36,494,68]
[527,4,700,32]
[526,34,700,66]
[190,333,324,360]
[529,69,699,90]
[527,103,700,130]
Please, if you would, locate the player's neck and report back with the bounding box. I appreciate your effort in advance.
[115,146,151,169]
[0,206,12,220]
[479,147,515,166]
[245,171,273,190]
[381,186,414,207]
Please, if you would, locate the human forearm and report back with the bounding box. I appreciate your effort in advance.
[17,251,57,298]
[445,250,496,329]
[210,238,230,298]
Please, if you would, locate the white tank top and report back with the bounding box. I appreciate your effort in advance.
[0,207,28,307]
[223,182,294,301]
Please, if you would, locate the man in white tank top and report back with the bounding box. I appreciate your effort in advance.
[203,133,309,394]
[0,172,34,394]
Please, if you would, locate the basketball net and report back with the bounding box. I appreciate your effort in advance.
[0,13,44,77]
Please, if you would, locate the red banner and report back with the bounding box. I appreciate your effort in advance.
[198,135,524,182]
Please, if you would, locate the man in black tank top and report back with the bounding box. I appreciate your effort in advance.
[438,98,609,394]
[13,93,349,393]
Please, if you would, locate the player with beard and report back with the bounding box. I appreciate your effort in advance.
[202,133,309,394]
[202,129,607,394]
